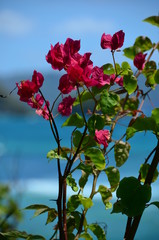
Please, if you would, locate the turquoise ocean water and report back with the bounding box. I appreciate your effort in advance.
[0,114,159,239]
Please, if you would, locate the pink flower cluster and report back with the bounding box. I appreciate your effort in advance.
[16,71,49,120]
[101,30,125,51]
[17,31,125,119]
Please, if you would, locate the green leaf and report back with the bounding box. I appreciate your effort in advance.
[80,232,93,240]
[46,209,58,225]
[79,171,89,190]
[143,16,159,27]
[111,200,123,214]
[62,113,84,128]
[114,141,131,167]
[100,90,120,115]
[143,61,157,78]
[154,69,159,84]
[116,177,151,217]
[79,196,93,210]
[88,114,105,135]
[67,195,81,212]
[121,62,133,75]
[134,36,153,52]
[67,174,78,192]
[151,108,159,124]
[73,130,82,147]
[126,117,159,140]
[104,167,120,191]
[98,185,112,209]
[0,231,45,240]
[88,223,106,240]
[25,204,50,218]
[148,201,159,209]
[123,46,140,60]
[103,63,115,75]
[77,163,92,174]
[139,164,158,183]
[73,90,93,106]
[123,74,137,95]
[84,148,105,170]
[115,63,121,75]
[47,150,66,161]
[73,131,97,149]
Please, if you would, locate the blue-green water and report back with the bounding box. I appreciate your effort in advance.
[0,114,159,239]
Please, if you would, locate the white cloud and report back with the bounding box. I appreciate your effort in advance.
[0,9,33,36]
[53,17,115,35]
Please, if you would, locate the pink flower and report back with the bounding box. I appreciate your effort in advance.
[115,76,124,87]
[16,70,44,102]
[16,80,37,102]
[27,93,44,108]
[46,43,65,71]
[36,101,50,120]
[101,30,125,51]
[94,129,110,148]
[58,74,75,94]
[32,70,44,90]
[133,52,147,70]
[58,96,76,116]
[91,66,111,88]
[64,38,80,56]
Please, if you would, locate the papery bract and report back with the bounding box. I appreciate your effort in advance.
[27,94,44,109]
[36,101,50,120]
[133,52,147,70]
[46,43,65,71]
[94,129,110,148]
[58,74,75,94]
[32,70,44,90]
[101,30,125,51]
[91,66,111,88]
[16,80,37,102]
[58,96,76,116]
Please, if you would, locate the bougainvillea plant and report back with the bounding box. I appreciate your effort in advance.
[1,15,159,240]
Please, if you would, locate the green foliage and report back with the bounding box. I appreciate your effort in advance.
[25,204,57,225]
[139,164,158,183]
[62,113,85,128]
[0,184,22,232]
[100,90,120,115]
[47,149,67,161]
[98,185,112,209]
[123,36,153,59]
[115,177,151,217]
[84,148,106,170]
[73,90,93,106]
[79,171,89,191]
[67,174,78,192]
[114,141,131,167]
[67,195,93,212]
[123,74,137,95]
[126,115,159,140]
[0,230,45,240]
[87,223,107,240]
[143,16,159,27]
[121,62,133,75]
[88,115,105,135]
[103,63,115,75]
[80,232,93,240]
[104,166,120,191]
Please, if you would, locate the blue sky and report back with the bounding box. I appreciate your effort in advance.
[0,0,158,77]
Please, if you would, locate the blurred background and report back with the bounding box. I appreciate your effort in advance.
[0,0,159,239]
